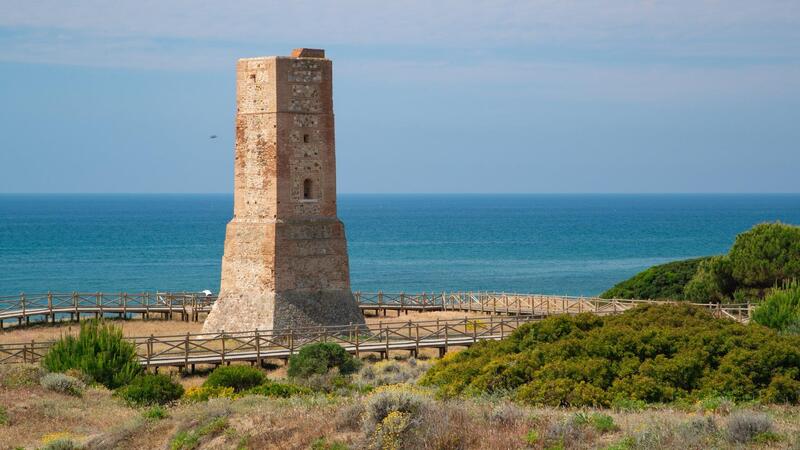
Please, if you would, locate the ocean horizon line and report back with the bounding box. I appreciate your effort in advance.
[1,192,799,196]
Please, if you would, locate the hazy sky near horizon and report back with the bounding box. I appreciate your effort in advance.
[1,1,799,193]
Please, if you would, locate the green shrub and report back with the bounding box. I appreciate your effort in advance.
[752,280,800,332]
[0,404,8,425]
[41,439,79,450]
[761,373,800,404]
[525,430,539,446]
[288,342,361,378]
[421,304,800,406]
[729,222,800,288]
[116,373,184,406]
[243,381,310,398]
[40,373,85,396]
[143,405,169,420]
[683,256,735,302]
[170,416,229,450]
[610,397,646,412]
[310,437,349,450]
[587,413,618,433]
[203,365,266,392]
[183,385,236,402]
[697,395,734,414]
[42,319,141,389]
[600,257,709,300]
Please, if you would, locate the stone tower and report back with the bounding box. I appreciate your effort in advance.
[202,48,365,333]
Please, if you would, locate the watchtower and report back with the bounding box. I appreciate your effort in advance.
[202,48,365,333]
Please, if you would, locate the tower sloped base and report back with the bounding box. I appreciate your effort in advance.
[202,289,366,333]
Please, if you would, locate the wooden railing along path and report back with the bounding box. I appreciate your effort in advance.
[0,290,754,368]
[0,315,532,367]
[0,291,752,329]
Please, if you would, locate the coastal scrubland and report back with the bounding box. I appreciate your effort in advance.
[2,304,800,449]
[601,222,800,303]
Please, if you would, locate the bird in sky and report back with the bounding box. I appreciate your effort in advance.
[209,135,217,139]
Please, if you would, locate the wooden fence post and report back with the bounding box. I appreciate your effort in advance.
[146,334,153,370]
[255,329,262,367]
[221,330,226,365]
[384,327,390,360]
[354,325,360,358]
[184,332,190,369]
[415,324,420,357]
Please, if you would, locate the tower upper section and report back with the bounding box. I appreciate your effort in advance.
[233,49,337,221]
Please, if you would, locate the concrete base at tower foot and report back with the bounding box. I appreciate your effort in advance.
[202,290,366,333]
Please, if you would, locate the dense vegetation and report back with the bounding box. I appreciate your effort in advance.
[41,319,141,389]
[752,280,800,332]
[601,222,800,303]
[116,373,184,406]
[421,304,800,406]
[600,257,709,300]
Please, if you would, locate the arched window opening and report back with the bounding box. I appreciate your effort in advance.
[303,178,314,200]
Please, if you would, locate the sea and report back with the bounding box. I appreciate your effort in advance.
[1,194,799,297]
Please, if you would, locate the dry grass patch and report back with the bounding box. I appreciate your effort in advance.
[0,385,137,449]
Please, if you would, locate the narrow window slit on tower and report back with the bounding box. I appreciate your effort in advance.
[249,74,256,82]
[303,178,314,200]
[303,134,310,143]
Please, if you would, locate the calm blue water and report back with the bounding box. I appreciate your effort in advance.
[1,194,799,296]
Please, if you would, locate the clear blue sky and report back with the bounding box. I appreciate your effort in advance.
[1,1,798,193]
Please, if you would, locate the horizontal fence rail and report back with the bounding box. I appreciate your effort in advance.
[0,314,534,367]
[0,291,752,329]
[0,290,753,367]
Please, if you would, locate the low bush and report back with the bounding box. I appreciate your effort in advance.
[117,373,184,406]
[580,412,618,433]
[544,414,597,448]
[40,372,85,397]
[170,416,229,450]
[294,368,355,393]
[0,363,45,388]
[183,385,236,402]
[310,438,349,450]
[288,342,361,378]
[726,411,773,443]
[143,405,169,420]
[335,402,365,431]
[203,365,266,392]
[484,402,527,427]
[0,404,8,425]
[681,415,718,435]
[696,395,734,415]
[42,319,141,389]
[41,439,79,450]
[421,304,800,406]
[243,381,310,398]
[361,387,432,436]
[354,358,431,388]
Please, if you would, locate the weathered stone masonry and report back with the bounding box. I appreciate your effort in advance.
[202,48,366,333]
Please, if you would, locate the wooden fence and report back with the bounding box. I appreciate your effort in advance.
[0,314,531,368]
[0,291,752,329]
